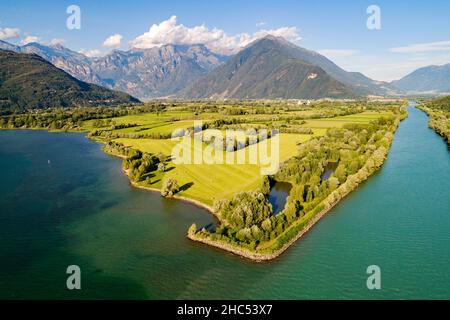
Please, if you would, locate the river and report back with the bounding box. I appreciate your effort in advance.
[0,102,449,299]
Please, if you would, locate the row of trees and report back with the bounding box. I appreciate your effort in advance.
[0,103,171,130]
[103,141,141,158]
[197,128,276,152]
[89,128,174,140]
[419,96,450,146]
[104,141,161,182]
[103,141,180,197]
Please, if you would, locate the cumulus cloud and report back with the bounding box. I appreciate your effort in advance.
[130,16,301,54]
[79,48,103,57]
[102,34,122,48]
[318,49,360,58]
[252,27,300,42]
[0,27,20,40]
[20,35,40,45]
[389,40,450,53]
[49,38,66,46]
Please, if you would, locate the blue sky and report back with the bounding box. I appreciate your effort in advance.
[1,0,449,81]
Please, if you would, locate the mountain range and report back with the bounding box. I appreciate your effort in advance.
[180,36,358,99]
[391,64,450,93]
[4,36,448,100]
[0,49,139,110]
[90,44,228,99]
[1,37,399,100]
[0,40,227,100]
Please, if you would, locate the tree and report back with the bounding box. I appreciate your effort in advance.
[261,218,272,232]
[328,177,340,190]
[261,175,271,195]
[334,165,347,183]
[161,178,179,197]
[251,225,262,241]
[156,152,167,163]
[188,223,197,235]
[158,162,166,172]
[236,228,252,242]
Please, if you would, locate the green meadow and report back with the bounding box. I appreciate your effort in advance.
[115,133,311,205]
[97,104,396,207]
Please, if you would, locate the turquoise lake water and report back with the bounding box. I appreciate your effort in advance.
[0,103,449,299]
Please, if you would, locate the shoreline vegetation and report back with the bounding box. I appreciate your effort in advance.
[187,116,405,261]
[123,168,215,214]
[99,102,407,261]
[417,97,450,147]
[0,99,410,261]
[105,139,396,262]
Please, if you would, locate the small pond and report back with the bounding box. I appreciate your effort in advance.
[268,181,292,215]
[321,161,338,181]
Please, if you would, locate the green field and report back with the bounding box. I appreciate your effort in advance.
[115,133,312,205]
[302,111,393,128]
[83,104,396,207]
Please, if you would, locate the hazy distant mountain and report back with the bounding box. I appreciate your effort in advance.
[0,50,139,110]
[90,44,228,99]
[21,42,106,87]
[391,64,450,93]
[0,40,20,52]
[180,36,356,99]
[0,40,227,100]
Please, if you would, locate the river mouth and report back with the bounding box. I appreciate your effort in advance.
[1,102,449,299]
[268,181,292,215]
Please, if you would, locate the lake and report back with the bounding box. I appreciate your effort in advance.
[0,102,449,299]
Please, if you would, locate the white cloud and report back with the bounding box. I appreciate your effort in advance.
[389,40,450,53]
[102,34,122,48]
[20,35,40,45]
[49,38,65,46]
[0,27,20,40]
[252,27,300,43]
[79,49,103,57]
[130,16,301,54]
[256,21,267,27]
[318,49,360,58]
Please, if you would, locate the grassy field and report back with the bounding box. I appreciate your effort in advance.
[302,111,393,128]
[102,107,395,206]
[115,133,312,205]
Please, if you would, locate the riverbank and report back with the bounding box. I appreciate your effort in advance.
[101,145,217,218]
[1,109,407,263]
[188,141,393,262]
[102,146,216,213]
[188,114,406,261]
[125,170,215,214]
[416,105,450,147]
[103,141,355,262]
[2,104,449,299]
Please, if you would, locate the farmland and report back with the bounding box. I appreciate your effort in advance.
[87,102,401,208]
